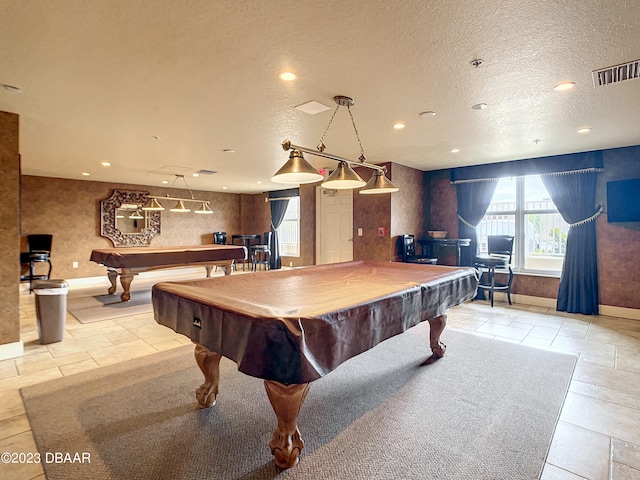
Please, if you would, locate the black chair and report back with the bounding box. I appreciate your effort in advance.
[20,234,53,293]
[398,234,437,265]
[213,231,227,244]
[251,232,272,271]
[474,235,514,307]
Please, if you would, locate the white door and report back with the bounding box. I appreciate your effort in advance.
[316,187,353,264]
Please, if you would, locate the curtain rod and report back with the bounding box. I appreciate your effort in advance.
[266,196,298,202]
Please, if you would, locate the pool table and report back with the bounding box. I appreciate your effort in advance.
[90,244,246,301]
[152,260,478,468]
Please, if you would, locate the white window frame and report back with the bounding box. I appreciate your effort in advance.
[278,196,300,257]
[478,176,567,276]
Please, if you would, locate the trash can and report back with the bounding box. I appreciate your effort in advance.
[33,279,68,344]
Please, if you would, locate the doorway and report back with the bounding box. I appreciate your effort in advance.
[316,187,353,264]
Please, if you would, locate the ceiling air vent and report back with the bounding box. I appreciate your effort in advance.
[196,169,217,175]
[592,59,640,87]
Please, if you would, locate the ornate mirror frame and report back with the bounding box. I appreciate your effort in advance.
[100,190,161,247]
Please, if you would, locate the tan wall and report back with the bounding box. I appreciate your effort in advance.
[390,162,426,261]
[20,175,242,279]
[0,112,20,346]
[239,193,271,240]
[352,165,392,262]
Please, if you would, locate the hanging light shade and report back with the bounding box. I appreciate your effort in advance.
[277,96,398,193]
[359,171,399,194]
[322,161,366,189]
[170,200,191,212]
[194,201,213,214]
[272,150,324,184]
[141,198,165,211]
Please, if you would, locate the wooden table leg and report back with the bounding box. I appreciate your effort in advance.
[107,269,118,295]
[194,344,222,408]
[119,273,135,302]
[422,313,447,365]
[264,380,310,469]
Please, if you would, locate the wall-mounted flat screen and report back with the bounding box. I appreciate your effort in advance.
[607,178,640,223]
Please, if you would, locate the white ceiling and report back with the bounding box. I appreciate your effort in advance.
[1,0,639,194]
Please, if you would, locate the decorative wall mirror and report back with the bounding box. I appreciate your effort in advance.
[100,190,161,247]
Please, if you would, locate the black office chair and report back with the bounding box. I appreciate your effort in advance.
[398,234,437,265]
[251,232,272,271]
[474,235,514,307]
[213,231,227,244]
[20,234,53,293]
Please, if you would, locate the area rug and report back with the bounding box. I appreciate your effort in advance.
[21,327,576,480]
[66,286,153,323]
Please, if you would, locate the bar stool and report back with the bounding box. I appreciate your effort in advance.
[20,234,53,293]
[251,232,272,271]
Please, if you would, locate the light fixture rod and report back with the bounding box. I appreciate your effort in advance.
[149,195,210,204]
[282,140,387,174]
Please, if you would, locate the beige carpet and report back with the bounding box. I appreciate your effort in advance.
[21,327,576,479]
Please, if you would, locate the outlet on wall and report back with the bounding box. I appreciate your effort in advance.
[72,261,78,268]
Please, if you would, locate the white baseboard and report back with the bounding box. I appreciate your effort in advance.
[599,304,640,320]
[511,293,640,320]
[511,294,557,309]
[0,340,24,361]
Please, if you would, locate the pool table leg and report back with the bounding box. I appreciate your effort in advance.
[119,273,135,302]
[423,314,447,365]
[264,380,311,469]
[194,344,222,408]
[107,269,118,295]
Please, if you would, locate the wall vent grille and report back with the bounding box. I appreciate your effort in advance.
[592,59,640,87]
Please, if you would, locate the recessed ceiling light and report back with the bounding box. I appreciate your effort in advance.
[450,148,460,153]
[577,127,592,134]
[279,71,296,81]
[222,186,228,190]
[3,84,22,93]
[192,173,199,177]
[162,180,169,184]
[257,180,262,184]
[419,111,436,117]
[471,103,487,110]
[81,172,90,176]
[101,162,111,167]
[223,149,235,153]
[393,122,405,129]
[554,81,575,91]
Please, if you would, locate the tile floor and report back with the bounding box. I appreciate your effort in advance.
[1,272,639,480]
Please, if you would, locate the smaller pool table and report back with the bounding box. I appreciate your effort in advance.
[90,244,246,301]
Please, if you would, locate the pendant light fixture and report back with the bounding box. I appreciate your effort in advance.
[359,170,400,194]
[272,95,398,194]
[142,175,213,214]
[141,198,165,211]
[194,201,214,214]
[169,200,191,213]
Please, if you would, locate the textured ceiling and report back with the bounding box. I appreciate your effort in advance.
[1,0,639,194]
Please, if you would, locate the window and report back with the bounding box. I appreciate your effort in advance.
[278,196,300,257]
[476,176,568,274]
